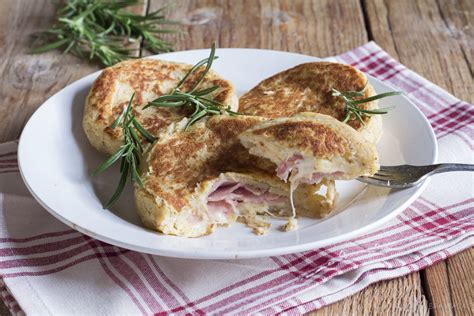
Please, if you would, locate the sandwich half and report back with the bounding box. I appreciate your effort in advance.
[239,112,379,214]
[238,62,382,143]
[135,115,336,237]
[83,58,238,155]
[240,112,379,182]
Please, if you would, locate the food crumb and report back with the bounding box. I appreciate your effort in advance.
[281,217,298,232]
[238,203,271,235]
[238,215,271,235]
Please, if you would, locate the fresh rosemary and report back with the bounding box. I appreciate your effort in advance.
[144,43,238,129]
[332,84,402,124]
[32,0,178,67]
[92,93,155,208]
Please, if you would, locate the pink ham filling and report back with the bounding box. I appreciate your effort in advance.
[276,154,304,180]
[206,153,345,224]
[276,154,343,184]
[207,182,286,223]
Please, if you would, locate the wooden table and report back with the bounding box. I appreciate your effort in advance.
[0,0,472,314]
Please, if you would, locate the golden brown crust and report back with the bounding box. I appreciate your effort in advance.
[142,115,273,211]
[136,114,295,237]
[83,58,238,155]
[249,120,349,160]
[239,62,381,142]
[239,113,379,179]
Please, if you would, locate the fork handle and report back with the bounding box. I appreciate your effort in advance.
[431,163,474,174]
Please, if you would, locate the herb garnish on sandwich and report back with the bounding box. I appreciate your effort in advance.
[144,43,239,130]
[92,93,155,208]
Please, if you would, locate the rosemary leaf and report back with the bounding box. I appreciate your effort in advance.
[92,145,127,176]
[185,109,208,129]
[103,161,129,209]
[32,0,179,67]
[175,55,218,89]
[93,93,155,208]
[132,118,155,142]
[193,85,220,96]
[332,85,402,125]
[30,38,71,54]
[189,43,217,93]
[146,101,186,108]
[144,43,238,129]
[352,91,402,105]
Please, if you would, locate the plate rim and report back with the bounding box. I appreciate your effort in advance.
[18,48,438,259]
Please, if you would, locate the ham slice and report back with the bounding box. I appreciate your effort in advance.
[276,154,343,184]
[207,200,237,223]
[207,183,242,201]
[276,154,303,180]
[207,152,343,227]
[207,180,286,224]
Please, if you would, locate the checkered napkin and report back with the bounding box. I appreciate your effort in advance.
[1,42,473,315]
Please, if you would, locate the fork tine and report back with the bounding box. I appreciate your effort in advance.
[370,173,393,180]
[357,176,391,187]
[358,164,450,189]
[377,165,404,172]
[373,169,394,175]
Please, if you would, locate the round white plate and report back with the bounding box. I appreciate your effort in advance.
[18,49,437,259]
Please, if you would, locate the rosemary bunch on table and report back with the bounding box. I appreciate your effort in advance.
[332,84,402,124]
[32,0,178,67]
[92,93,155,208]
[144,43,239,130]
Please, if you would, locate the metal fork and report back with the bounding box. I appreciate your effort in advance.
[357,164,474,188]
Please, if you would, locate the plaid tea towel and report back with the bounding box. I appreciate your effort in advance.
[0,42,472,315]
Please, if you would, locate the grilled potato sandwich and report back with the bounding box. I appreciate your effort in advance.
[239,112,379,185]
[83,58,238,155]
[239,62,382,144]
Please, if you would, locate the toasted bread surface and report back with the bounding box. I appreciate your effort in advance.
[83,58,238,155]
[239,62,382,143]
[239,113,379,179]
[141,115,271,211]
[136,115,336,237]
[136,115,276,237]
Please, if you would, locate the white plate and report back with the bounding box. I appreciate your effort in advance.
[18,49,437,259]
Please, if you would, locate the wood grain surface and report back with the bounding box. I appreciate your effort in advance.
[0,0,472,315]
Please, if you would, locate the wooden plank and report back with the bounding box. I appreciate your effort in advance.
[446,248,474,315]
[364,0,473,102]
[312,273,428,315]
[422,261,454,315]
[364,0,473,315]
[0,0,96,143]
[0,0,147,143]
[422,248,474,316]
[147,0,368,56]
[436,0,473,74]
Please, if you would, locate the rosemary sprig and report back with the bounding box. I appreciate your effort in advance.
[32,0,178,67]
[93,93,155,208]
[332,84,402,124]
[144,43,238,129]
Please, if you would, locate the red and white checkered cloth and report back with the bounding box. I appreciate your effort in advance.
[0,42,473,315]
